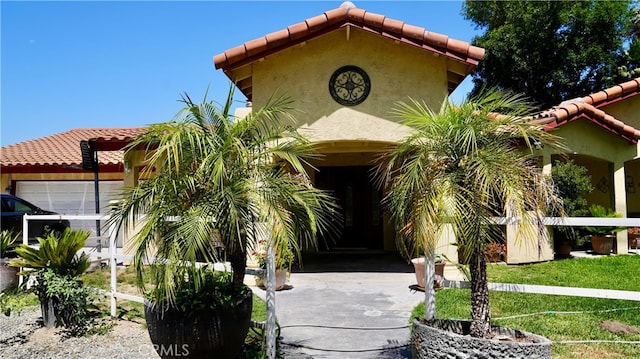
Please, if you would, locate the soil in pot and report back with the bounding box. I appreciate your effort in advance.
[145,290,253,359]
[411,318,551,359]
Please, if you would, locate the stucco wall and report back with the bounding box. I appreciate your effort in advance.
[250,27,449,144]
[601,96,640,129]
[552,120,637,163]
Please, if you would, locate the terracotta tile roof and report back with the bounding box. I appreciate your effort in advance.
[533,77,640,143]
[214,2,485,100]
[1,127,145,170]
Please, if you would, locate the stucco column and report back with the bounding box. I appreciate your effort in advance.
[614,161,629,254]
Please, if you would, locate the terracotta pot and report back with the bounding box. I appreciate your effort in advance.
[629,234,640,249]
[411,318,551,359]
[255,269,288,291]
[0,258,19,292]
[555,241,573,258]
[591,235,615,255]
[411,257,445,289]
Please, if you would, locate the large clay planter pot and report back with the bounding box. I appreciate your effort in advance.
[411,258,445,289]
[411,318,551,359]
[0,258,19,292]
[144,290,253,359]
[255,269,288,290]
[591,235,615,255]
[555,240,573,258]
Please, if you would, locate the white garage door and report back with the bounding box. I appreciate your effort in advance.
[16,180,124,237]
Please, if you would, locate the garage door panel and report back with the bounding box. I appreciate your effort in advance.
[16,181,124,239]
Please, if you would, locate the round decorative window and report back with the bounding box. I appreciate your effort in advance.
[328,65,371,106]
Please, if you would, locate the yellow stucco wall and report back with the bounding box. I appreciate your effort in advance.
[602,96,640,129]
[243,27,451,253]
[250,27,449,144]
[552,119,637,163]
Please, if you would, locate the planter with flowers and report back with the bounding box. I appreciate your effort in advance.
[253,239,295,291]
[629,227,640,250]
[485,242,506,263]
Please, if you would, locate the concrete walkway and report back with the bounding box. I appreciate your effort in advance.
[250,252,464,358]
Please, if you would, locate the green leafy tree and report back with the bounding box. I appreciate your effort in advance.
[551,160,593,217]
[376,89,564,338]
[463,0,639,108]
[107,87,338,310]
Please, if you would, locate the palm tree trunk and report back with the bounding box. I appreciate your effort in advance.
[469,246,491,338]
[228,246,247,293]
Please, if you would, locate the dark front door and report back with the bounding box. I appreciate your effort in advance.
[315,166,383,250]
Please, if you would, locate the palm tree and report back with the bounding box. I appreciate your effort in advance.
[108,86,338,309]
[375,89,564,338]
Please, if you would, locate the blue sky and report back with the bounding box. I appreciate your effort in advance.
[1,1,480,146]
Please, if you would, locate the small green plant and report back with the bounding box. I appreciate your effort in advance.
[0,230,19,258]
[33,268,97,336]
[583,204,624,235]
[9,228,96,336]
[0,289,39,316]
[10,228,91,276]
[252,238,295,270]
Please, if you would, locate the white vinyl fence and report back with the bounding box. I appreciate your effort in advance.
[19,214,640,358]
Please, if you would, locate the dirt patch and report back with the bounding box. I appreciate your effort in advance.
[600,320,640,334]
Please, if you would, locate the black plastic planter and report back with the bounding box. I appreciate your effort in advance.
[144,291,253,359]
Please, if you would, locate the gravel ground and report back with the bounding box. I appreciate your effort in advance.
[0,307,157,359]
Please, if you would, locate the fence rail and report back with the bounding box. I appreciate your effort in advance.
[444,280,640,301]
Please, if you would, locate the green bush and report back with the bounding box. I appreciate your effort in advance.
[551,159,593,217]
[9,228,96,336]
[34,269,97,336]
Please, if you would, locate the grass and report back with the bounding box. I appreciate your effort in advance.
[411,254,640,358]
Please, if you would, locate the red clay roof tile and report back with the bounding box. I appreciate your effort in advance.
[214,3,484,99]
[306,14,328,32]
[535,77,640,143]
[1,128,145,170]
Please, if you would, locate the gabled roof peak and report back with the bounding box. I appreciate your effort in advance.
[533,77,640,143]
[340,1,356,10]
[214,4,484,100]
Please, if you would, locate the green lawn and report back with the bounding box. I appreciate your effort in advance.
[412,255,640,359]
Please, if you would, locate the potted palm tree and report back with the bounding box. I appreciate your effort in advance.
[107,88,338,358]
[376,89,564,358]
[584,204,624,255]
[10,228,91,331]
[0,230,20,292]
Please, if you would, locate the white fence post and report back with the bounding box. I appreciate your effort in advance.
[266,244,277,359]
[108,222,118,317]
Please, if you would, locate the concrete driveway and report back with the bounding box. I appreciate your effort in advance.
[251,252,426,358]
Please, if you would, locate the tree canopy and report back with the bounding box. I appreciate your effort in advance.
[463,0,640,109]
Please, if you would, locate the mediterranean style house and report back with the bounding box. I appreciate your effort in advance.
[2,2,639,264]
